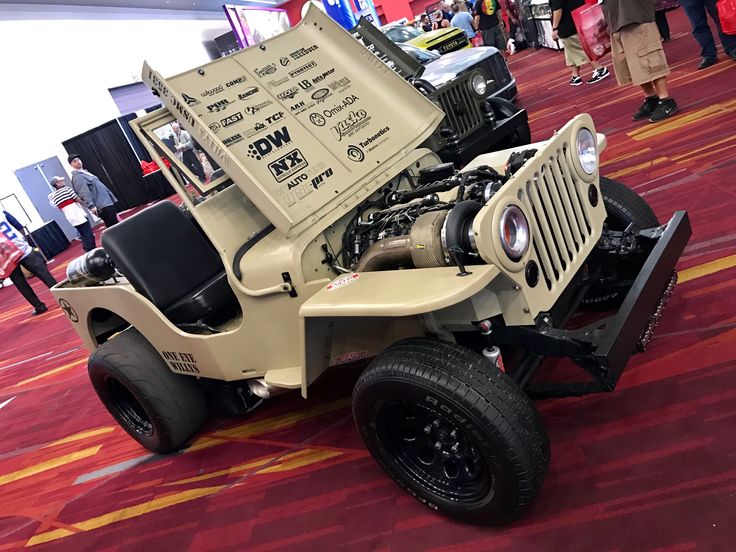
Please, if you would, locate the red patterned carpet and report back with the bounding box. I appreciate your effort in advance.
[1,11,736,551]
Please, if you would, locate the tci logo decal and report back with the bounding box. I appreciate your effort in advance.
[255,64,277,77]
[182,93,200,106]
[309,113,326,127]
[225,75,247,87]
[269,149,308,182]
[277,88,299,101]
[311,88,331,102]
[207,99,231,113]
[347,145,365,162]
[220,112,244,127]
[266,112,285,124]
[238,87,259,100]
[247,126,292,160]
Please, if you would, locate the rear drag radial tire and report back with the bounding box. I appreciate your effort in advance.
[584,177,660,308]
[352,338,550,525]
[88,328,207,453]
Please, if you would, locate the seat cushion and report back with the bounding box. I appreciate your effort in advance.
[164,271,236,324]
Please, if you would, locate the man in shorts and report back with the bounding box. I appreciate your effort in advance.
[602,0,678,123]
[551,0,610,86]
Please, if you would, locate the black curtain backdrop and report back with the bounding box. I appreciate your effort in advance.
[62,118,173,212]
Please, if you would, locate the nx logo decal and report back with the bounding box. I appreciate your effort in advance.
[269,149,308,182]
[247,126,292,160]
[347,145,365,162]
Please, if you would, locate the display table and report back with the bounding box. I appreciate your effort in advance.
[28,220,69,259]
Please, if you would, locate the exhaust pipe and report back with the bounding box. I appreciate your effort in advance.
[247,378,286,400]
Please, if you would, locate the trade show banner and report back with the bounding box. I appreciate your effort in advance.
[353,0,380,25]
[321,0,357,30]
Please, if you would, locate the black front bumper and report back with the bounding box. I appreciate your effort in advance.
[437,106,528,167]
[489,211,692,397]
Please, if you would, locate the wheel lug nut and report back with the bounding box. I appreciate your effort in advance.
[451,443,460,454]
[434,441,442,450]
[424,424,432,435]
[432,419,440,428]
[450,429,457,439]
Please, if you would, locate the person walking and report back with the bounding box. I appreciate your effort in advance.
[0,211,57,316]
[601,0,678,123]
[68,154,119,228]
[680,0,736,68]
[551,0,611,85]
[171,122,206,182]
[474,0,506,50]
[451,3,478,40]
[48,176,96,252]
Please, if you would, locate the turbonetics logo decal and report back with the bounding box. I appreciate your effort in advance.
[269,149,308,182]
[247,126,292,160]
[346,145,365,162]
[359,127,390,150]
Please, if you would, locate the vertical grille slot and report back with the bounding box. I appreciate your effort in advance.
[522,147,594,289]
[436,78,484,138]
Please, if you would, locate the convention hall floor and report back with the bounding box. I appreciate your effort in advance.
[1,12,735,551]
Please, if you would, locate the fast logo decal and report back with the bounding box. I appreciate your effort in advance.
[289,61,317,78]
[247,126,292,160]
[330,110,370,141]
[238,87,259,100]
[347,145,365,162]
[182,93,200,106]
[207,99,232,113]
[269,149,308,182]
[311,167,334,189]
[221,111,244,127]
[225,76,247,87]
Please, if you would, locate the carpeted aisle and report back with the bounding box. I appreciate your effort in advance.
[1,10,735,551]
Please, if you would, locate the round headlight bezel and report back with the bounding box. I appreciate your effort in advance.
[576,127,598,176]
[470,72,488,97]
[499,205,530,262]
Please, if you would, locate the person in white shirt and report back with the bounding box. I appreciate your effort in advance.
[0,211,57,315]
[48,176,96,252]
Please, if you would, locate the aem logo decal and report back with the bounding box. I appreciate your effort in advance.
[269,149,308,182]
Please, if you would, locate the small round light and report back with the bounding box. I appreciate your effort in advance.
[499,205,529,261]
[470,72,487,96]
[576,127,597,175]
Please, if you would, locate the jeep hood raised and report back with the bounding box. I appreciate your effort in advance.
[141,5,444,237]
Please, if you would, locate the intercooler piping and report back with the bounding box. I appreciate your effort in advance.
[354,236,413,272]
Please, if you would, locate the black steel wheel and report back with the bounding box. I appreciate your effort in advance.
[88,328,207,453]
[584,177,660,308]
[353,338,549,525]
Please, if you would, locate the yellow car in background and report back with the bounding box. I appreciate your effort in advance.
[381,23,470,55]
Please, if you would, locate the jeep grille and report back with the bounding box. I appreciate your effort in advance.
[488,54,511,88]
[520,146,594,290]
[436,77,483,138]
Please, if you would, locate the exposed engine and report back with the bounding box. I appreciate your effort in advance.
[337,150,536,273]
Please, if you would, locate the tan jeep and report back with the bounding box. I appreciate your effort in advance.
[51,6,690,525]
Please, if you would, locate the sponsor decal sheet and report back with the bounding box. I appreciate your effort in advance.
[144,8,441,233]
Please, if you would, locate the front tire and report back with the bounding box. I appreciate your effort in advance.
[352,338,549,525]
[88,328,207,453]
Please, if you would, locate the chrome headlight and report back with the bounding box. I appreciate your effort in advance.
[470,72,487,96]
[576,127,597,175]
[499,205,529,261]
